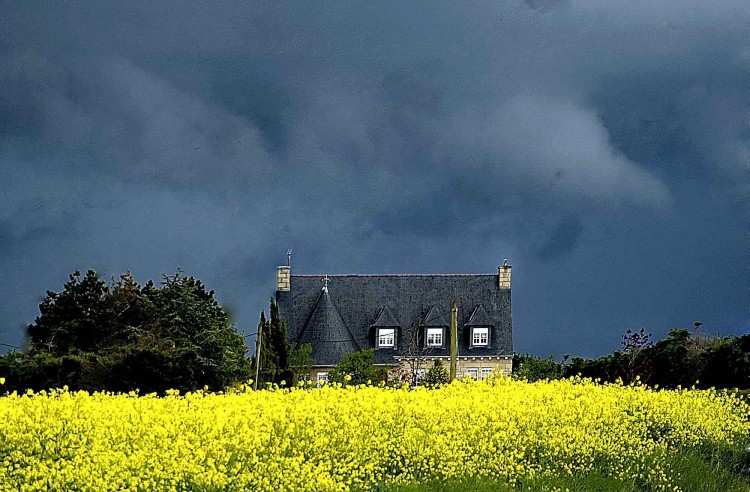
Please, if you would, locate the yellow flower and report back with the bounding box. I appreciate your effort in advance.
[0,377,747,491]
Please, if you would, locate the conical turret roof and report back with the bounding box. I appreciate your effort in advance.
[296,287,361,365]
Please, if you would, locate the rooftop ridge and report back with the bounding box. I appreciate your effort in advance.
[291,273,496,277]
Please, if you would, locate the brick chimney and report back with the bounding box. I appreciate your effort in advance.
[277,265,291,292]
[498,260,511,290]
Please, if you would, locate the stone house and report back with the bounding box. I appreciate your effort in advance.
[275,262,512,384]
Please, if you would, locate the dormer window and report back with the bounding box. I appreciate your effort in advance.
[378,328,395,348]
[471,327,489,347]
[426,327,444,347]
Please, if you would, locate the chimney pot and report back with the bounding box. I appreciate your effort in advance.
[277,266,291,292]
[498,263,511,290]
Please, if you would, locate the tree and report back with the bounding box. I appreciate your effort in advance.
[701,335,750,389]
[619,328,653,384]
[329,349,385,386]
[255,299,293,385]
[288,343,314,386]
[648,329,703,388]
[513,354,565,382]
[267,298,291,383]
[397,326,434,387]
[28,270,111,355]
[422,359,449,387]
[1,269,252,393]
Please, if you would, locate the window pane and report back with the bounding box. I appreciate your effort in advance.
[481,368,493,379]
[317,372,328,384]
[378,328,395,347]
[472,327,489,346]
[467,368,479,380]
[426,328,443,346]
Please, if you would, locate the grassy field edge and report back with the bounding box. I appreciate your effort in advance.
[372,447,750,492]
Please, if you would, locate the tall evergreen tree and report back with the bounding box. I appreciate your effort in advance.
[256,299,293,385]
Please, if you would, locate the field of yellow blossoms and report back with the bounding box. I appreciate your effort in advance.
[1,377,748,491]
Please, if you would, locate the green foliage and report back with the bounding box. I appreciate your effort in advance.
[422,359,449,387]
[288,343,314,386]
[565,328,750,390]
[647,329,705,388]
[253,299,316,387]
[329,349,386,385]
[373,447,750,491]
[0,270,252,393]
[512,354,565,382]
[702,335,750,389]
[27,270,112,354]
[255,299,295,385]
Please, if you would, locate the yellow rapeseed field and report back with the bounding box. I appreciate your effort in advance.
[0,377,748,491]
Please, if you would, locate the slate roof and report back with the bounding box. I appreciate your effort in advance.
[277,273,512,367]
[295,287,361,366]
[423,305,449,327]
[372,305,400,327]
[466,304,494,326]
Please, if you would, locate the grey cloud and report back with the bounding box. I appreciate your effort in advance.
[525,0,570,12]
[535,216,584,262]
[1,1,748,355]
[463,94,672,211]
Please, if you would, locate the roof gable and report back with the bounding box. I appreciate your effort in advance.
[372,305,400,327]
[423,305,449,326]
[466,304,494,326]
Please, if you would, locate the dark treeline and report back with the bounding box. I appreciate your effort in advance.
[514,328,750,390]
[0,270,252,394]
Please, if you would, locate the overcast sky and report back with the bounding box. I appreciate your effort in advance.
[1,1,748,357]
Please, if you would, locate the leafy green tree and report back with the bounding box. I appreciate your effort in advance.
[1,270,251,393]
[422,359,450,387]
[329,349,385,385]
[513,354,565,382]
[647,329,706,388]
[288,343,314,386]
[27,270,111,354]
[701,335,750,389]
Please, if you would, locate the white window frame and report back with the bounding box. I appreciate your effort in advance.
[378,328,395,348]
[467,368,479,380]
[317,372,328,385]
[426,327,443,347]
[481,368,493,379]
[472,327,489,347]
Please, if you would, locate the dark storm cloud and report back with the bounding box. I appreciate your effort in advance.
[525,0,570,12]
[536,216,584,262]
[1,1,748,356]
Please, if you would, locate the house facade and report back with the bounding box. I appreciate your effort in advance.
[275,263,512,383]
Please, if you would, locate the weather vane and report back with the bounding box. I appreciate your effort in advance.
[286,249,293,267]
[322,275,330,291]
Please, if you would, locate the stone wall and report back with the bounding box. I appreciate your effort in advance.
[396,356,513,379]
